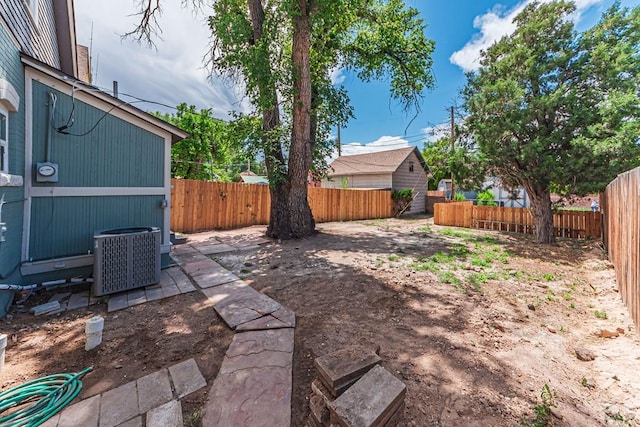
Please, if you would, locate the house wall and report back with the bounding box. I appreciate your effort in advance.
[0,0,60,68]
[0,21,26,280]
[12,72,172,282]
[322,173,392,189]
[391,151,428,214]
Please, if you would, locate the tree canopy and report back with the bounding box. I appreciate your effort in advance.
[462,0,640,244]
[156,103,263,181]
[131,0,435,239]
[422,135,484,192]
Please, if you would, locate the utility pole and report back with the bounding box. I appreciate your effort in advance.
[337,124,342,157]
[450,106,455,201]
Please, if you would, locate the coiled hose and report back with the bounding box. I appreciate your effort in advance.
[0,367,92,427]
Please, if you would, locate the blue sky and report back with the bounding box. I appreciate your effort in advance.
[74,0,637,157]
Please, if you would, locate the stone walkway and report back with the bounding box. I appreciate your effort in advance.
[41,358,206,427]
[43,229,296,427]
[171,239,296,426]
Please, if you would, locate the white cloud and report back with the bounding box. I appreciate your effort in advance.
[74,0,250,118]
[330,67,346,85]
[327,136,410,162]
[450,0,604,72]
[422,124,450,143]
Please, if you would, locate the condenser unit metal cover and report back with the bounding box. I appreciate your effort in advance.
[93,227,161,296]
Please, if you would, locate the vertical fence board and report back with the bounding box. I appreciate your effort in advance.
[598,168,639,330]
[434,203,601,239]
[170,180,393,232]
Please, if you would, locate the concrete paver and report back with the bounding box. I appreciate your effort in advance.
[159,280,180,298]
[196,242,235,255]
[201,281,281,328]
[144,286,164,302]
[146,400,183,427]
[99,381,139,427]
[315,346,381,397]
[202,328,294,426]
[235,306,295,331]
[235,313,291,331]
[191,268,239,289]
[329,365,406,427]
[126,289,147,307]
[166,267,196,293]
[137,369,173,413]
[168,358,207,398]
[48,292,72,304]
[58,394,100,427]
[115,417,142,427]
[67,291,89,310]
[107,293,128,312]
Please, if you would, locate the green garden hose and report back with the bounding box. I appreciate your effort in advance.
[0,367,92,427]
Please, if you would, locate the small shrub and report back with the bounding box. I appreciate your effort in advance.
[453,192,466,201]
[476,189,497,206]
[392,189,413,216]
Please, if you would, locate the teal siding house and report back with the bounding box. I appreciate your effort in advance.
[0,0,187,285]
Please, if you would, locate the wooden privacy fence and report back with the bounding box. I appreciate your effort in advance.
[170,179,393,233]
[434,202,601,239]
[601,167,640,330]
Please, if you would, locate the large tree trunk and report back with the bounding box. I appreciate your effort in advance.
[523,182,556,244]
[267,0,315,239]
[246,0,298,239]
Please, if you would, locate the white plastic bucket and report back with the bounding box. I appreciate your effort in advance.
[85,316,104,351]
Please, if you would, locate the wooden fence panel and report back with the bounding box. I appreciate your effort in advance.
[603,167,640,331]
[434,202,473,228]
[434,203,600,239]
[170,180,271,232]
[171,180,393,232]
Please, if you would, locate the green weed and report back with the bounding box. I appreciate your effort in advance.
[450,243,471,258]
[438,228,474,239]
[431,251,456,264]
[545,290,556,302]
[594,310,608,319]
[412,260,440,273]
[530,384,557,427]
[470,256,490,268]
[439,271,461,287]
[543,273,556,282]
[388,254,400,262]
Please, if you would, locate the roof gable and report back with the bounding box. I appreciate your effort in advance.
[22,54,188,143]
[328,147,430,176]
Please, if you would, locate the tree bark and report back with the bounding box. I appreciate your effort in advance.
[245,0,299,240]
[523,182,556,244]
[267,0,315,239]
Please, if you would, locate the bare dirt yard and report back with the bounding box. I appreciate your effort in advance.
[2,216,640,426]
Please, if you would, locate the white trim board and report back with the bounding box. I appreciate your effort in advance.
[30,187,167,197]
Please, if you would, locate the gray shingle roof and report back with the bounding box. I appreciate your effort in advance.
[328,147,429,176]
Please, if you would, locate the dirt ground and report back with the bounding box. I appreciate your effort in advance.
[0,289,233,425]
[2,216,640,426]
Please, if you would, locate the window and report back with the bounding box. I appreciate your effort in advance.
[0,108,7,173]
[409,162,414,172]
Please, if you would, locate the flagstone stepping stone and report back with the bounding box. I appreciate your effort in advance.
[202,329,294,427]
[201,281,281,328]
